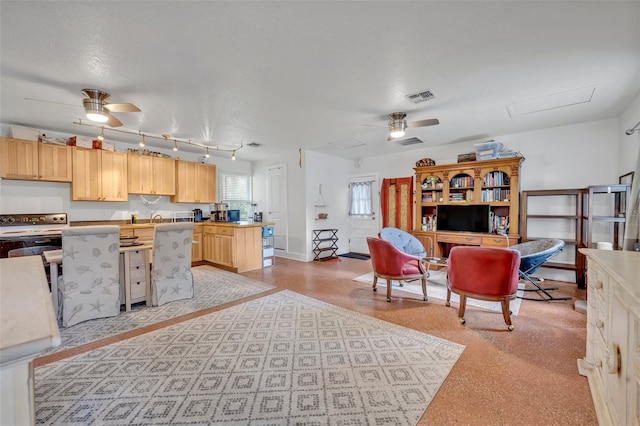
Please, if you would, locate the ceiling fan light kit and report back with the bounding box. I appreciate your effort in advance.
[388,112,407,138]
[385,112,439,140]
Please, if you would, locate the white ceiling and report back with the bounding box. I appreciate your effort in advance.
[1,1,639,162]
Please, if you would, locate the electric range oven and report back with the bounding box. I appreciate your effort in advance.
[0,213,68,287]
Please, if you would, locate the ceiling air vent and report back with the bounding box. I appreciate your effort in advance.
[247,142,262,148]
[406,89,436,104]
[393,136,424,146]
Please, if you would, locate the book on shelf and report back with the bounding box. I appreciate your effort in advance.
[489,211,509,234]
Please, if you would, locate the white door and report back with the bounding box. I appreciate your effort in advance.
[267,164,287,251]
[348,174,379,254]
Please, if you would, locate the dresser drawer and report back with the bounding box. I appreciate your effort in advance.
[129,265,147,282]
[481,236,510,247]
[130,280,146,300]
[128,250,146,266]
[437,233,481,245]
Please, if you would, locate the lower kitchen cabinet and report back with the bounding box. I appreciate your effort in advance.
[203,224,263,272]
[192,224,203,262]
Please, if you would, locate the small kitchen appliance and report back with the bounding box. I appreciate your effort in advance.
[227,209,240,223]
[212,203,228,222]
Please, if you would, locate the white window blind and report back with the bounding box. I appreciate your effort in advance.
[220,172,251,202]
[349,181,373,215]
[220,172,252,219]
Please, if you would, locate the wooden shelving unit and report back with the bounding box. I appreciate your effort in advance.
[520,189,583,285]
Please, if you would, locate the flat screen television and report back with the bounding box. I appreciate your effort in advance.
[437,204,490,233]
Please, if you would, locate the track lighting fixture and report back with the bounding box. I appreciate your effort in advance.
[73,119,244,157]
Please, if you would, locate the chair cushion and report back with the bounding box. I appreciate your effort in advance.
[380,227,426,257]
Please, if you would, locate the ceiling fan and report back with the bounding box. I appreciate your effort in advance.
[385,112,439,140]
[82,88,141,127]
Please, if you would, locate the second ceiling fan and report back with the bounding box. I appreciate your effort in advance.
[386,112,439,140]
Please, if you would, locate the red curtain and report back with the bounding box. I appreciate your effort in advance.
[381,177,414,231]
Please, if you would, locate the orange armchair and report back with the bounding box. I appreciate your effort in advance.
[366,237,428,302]
[446,246,521,331]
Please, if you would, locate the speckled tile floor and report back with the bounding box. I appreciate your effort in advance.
[36,257,596,425]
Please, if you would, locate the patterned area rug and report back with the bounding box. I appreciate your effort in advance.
[353,269,524,316]
[35,290,465,425]
[50,265,275,354]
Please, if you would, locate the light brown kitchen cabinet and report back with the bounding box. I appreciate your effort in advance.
[202,224,263,272]
[192,224,203,262]
[203,227,215,263]
[0,137,72,182]
[127,154,176,195]
[71,147,128,201]
[171,160,216,203]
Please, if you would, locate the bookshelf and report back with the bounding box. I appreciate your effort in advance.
[413,157,523,257]
[520,189,583,286]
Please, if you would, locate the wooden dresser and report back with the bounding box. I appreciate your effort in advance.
[578,249,640,425]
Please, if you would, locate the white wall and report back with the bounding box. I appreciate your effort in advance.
[305,151,350,259]
[0,124,252,221]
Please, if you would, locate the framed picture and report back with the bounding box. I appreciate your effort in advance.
[618,172,634,214]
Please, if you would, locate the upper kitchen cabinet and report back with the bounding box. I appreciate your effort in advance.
[171,160,216,203]
[0,137,72,182]
[72,147,128,201]
[127,153,176,195]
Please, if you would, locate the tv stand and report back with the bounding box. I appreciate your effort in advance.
[436,231,518,257]
[412,157,523,257]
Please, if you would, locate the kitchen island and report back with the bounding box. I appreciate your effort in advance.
[117,221,270,273]
[201,222,269,273]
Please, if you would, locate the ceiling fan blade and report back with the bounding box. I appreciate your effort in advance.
[25,97,80,108]
[105,112,123,127]
[104,102,141,113]
[407,118,440,128]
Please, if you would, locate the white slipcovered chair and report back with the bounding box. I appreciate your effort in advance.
[151,222,194,306]
[59,225,121,327]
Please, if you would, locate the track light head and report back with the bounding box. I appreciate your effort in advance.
[626,128,635,136]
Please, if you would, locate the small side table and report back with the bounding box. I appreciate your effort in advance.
[423,256,448,278]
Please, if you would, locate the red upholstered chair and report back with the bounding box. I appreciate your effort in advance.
[366,237,428,302]
[446,246,521,331]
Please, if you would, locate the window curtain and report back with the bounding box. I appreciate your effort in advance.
[381,177,414,231]
[349,181,373,215]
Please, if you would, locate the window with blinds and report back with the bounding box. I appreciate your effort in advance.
[219,171,252,220]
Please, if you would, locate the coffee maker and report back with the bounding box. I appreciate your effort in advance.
[211,203,228,222]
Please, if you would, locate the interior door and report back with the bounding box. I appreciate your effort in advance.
[348,174,379,254]
[267,164,287,251]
